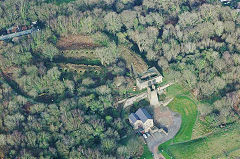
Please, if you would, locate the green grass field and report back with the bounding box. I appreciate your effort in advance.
[141,83,198,159]
[167,95,198,143]
[165,84,198,143]
[157,83,198,158]
[166,84,191,98]
[166,124,240,159]
[142,82,236,159]
[158,83,240,159]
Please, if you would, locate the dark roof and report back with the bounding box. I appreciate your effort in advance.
[140,67,160,79]
[135,108,152,123]
[129,113,140,123]
[163,127,168,133]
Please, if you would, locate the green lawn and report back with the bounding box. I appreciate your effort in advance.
[141,83,201,159]
[166,124,240,159]
[158,83,240,159]
[168,96,198,143]
[166,84,190,98]
[165,84,198,143]
[159,149,172,159]
[158,83,198,158]
[140,145,153,159]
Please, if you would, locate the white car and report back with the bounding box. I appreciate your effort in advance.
[146,132,151,137]
[143,134,147,139]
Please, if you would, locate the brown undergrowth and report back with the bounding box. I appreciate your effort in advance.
[56,35,101,50]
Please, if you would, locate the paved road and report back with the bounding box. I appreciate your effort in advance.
[146,111,182,159]
[123,92,148,108]
[0,28,38,41]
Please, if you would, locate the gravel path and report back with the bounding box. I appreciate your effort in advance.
[146,111,182,159]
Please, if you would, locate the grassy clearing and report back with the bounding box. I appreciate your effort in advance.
[161,151,172,159]
[157,83,198,158]
[165,84,198,143]
[166,84,190,98]
[57,35,100,50]
[167,96,198,143]
[166,83,213,140]
[62,49,99,60]
[167,124,240,159]
[156,82,239,159]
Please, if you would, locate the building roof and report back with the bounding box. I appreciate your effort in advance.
[135,108,152,123]
[140,67,160,79]
[138,67,162,83]
[129,113,140,123]
[163,127,168,133]
[220,0,231,2]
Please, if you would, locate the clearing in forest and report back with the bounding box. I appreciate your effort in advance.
[162,82,213,141]
[162,84,198,143]
[166,124,240,159]
[157,82,240,159]
[56,35,101,50]
[167,95,198,143]
[56,35,103,73]
[156,83,198,158]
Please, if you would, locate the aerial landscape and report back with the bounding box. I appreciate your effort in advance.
[0,0,240,159]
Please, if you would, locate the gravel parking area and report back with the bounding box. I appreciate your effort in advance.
[146,111,182,158]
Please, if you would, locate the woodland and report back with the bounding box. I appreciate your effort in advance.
[0,0,240,158]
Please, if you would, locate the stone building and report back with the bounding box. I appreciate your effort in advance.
[136,67,163,90]
[129,108,154,132]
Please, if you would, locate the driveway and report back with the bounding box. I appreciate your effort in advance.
[146,111,182,159]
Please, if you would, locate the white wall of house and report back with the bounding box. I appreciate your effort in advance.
[132,120,143,129]
[136,76,163,90]
[143,119,154,132]
[130,119,154,132]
